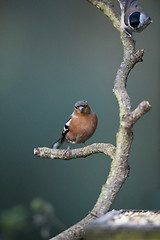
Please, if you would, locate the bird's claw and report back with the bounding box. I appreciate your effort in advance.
[123,30,136,43]
[63,145,71,159]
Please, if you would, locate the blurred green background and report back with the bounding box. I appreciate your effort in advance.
[0,0,159,239]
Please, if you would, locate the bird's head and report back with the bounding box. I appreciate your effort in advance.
[74,100,91,114]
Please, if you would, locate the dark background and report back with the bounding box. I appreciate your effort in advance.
[0,0,159,239]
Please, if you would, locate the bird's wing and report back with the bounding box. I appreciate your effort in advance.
[52,114,73,149]
[124,0,137,11]
[118,0,137,10]
[62,115,72,137]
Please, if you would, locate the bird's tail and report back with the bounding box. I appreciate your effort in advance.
[52,136,65,149]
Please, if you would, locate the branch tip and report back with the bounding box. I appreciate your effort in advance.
[34,148,39,155]
[132,49,144,62]
[122,101,152,128]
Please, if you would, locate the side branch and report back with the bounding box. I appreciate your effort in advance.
[34,143,116,160]
[129,101,152,126]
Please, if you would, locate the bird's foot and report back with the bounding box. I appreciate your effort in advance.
[64,145,71,159]
[123,29,136,43]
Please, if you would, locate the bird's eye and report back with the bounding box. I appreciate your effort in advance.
[75,106,78,109]
[84,105,88,108]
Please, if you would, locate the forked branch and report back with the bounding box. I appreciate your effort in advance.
[34,1,152,239]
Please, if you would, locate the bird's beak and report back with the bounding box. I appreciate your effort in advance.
[79,106,84,113]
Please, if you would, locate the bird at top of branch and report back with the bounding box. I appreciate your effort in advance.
[52,100,98,150]
[118,0,152,38]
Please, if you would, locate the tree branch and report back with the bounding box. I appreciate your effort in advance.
[131,101,152,125]
[34,143,116,160]
[34,1,152,239]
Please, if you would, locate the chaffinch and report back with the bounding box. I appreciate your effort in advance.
[52,100,98,149]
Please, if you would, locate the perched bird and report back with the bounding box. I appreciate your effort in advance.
[52,100,98,149]
[118,0,152,35]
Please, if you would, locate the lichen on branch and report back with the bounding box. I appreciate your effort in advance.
[34,143,116,160]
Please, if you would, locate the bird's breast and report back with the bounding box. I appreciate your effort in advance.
[65,114,97,144]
